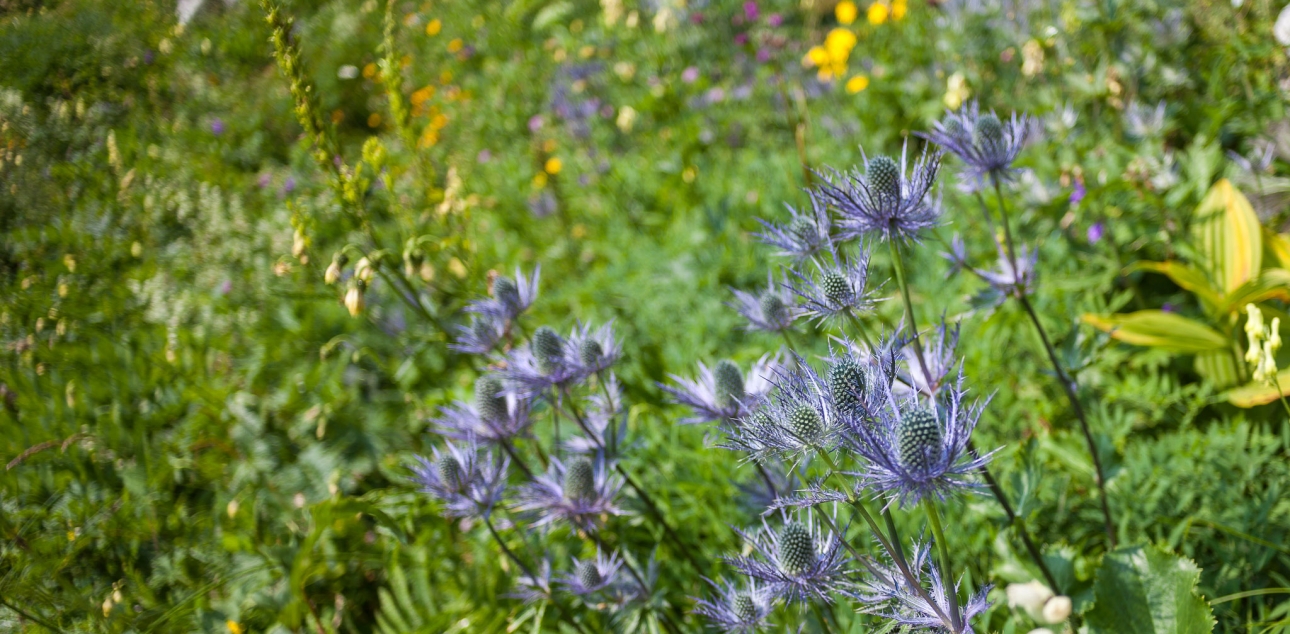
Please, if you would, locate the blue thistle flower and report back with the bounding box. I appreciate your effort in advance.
[730,272,800,333]
[975,246,1037,303]
[513,454,624,532]
[501,327,583,398]
[840,372,994,509]
[410,438,509,519]
[565,321,622,380]
[814,142,943,243]
[450,315,506,356]
[693,578,775,633]
[660,355,780,424]
[922,102,1030,193]
[721,360,842,465]
[855,541,992,633]
[896,319,962,398]
[789,247,879,325]
[510,558,554,604]
[755,191,834,261]
[467,265,541,322]
[560,547,624,596]
[724,512,855,604]
[433,376,534,444]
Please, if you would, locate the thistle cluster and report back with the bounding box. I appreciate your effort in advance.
[680,115,1052,633]
[413,265,686,630]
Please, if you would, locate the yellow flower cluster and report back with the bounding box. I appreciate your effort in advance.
[866,0,907,25]
[805,28,861,87]
[1245,304,1282,385]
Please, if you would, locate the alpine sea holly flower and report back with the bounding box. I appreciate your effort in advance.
[450,315,506,356]
[841,373,994,508]
[513,454,624,532]
[922,102,1029,192]
[661,355,779,424]
[501,326,582,397]
[724,513,854,604]
[789,247,878,325]
[433,375,533,444]
[410,439,509,519]
[510,558,555,604]
[468,265,541,322]
[856,541,991,633]
[898,320,960,397]
[730,272,801,333]
[975,245,1037,303]
[565,320,622,380]
[814,142,943,243]
[755,191,834,261]
[560,547,624,596]
[722,360,841,465]
[693,578,774,633]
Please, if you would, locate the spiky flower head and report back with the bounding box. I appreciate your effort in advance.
[513,454,624,532]
[828,358,867,415]
[840,370,994,509]
[467,265,541,322]
[731,271,800,333]
[509,559,554,604]
[855,541,992,633]
[450,315,506,356]
[565,373,630,456]
[897,319,961,398]
[724,512,855,604]
[693,578,774,633]
[713,360,747,410]
[560,548,623,596]
[564,321,622,380]
[410,438,509,519]
[722,359,841,465]
[790,247,879,325]
[814,141,943,243]
[532,326,565,374]
[433,378,533,445]
[662,356,780,424]
[922,101,1030,192]
[974,246,1037,307]
[755,191,834,261]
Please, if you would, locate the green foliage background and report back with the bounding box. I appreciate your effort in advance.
[1,0,1288,632]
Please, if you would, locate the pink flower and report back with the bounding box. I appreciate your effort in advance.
[734,32,749,45]
[743,1,759,21]
[768,13,783,27]
[756,48,771,63]
[682,67,700,83]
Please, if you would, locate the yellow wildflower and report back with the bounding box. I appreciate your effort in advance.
[425,19,441,35]
[944,71,970,109]
[835,1,858,25]
[545,157,563,174]
[892,0,907,20]
[868,2,889,25]
[845,74,870,94]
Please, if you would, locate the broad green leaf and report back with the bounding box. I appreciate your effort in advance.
[1192,179,1262,295]
[1128,261,1222,312]
[1217,270,1290,316]
[1081,311,1228,353]
[1264,229,1290,268]
[1084,545,1215,634]
[1193,350,1242,389]
[1224,370,1290,407]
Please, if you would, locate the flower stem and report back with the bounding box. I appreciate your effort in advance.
[1271,374,1290,420]
[922,498,962,631]
[844,309,878,352]
[560,390,706,575]
[887,239,933,388]
[1016,293,1116,548]
[968,439,1061,592]
[486,516,590,634]
[780,328,801,360]
[989,173,1117,549]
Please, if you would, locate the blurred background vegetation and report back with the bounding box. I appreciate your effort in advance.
[2,0,1289,631]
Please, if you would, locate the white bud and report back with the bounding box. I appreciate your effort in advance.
[1041,595,1072,623]
[1006,580,1054,613]
[1026,629,1055,634]
[324,261,342,285]
[345,284,365,317]
[354,257,375,282]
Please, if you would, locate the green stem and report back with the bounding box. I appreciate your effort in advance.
[887,239,933,388]
[990,175,1020,275]
[780,328,801,359]
[844,309,878,351]
[1271,374,1290,420]
[812,603,837,634]
[922,498,962,631]
[968,439,1061,592]
[560,391,706,575]
[1016,293,1116,548]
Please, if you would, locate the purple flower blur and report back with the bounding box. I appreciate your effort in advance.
[1070,179,1087,205]
[743,1,759,21]
[682,67,700,83]
[768,13,783,27]
[211,118,225,135]
[528,115,544,133]
[1087,221,1104,244]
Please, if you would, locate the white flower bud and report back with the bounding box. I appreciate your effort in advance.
[1041,595,1072,623]
[1006,580,1054,613]
[354,257,374,282]
[324,261,342,285]
[344,282,365,317]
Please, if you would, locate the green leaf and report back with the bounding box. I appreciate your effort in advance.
[1081,311,1229,353]
[1084,545,1215,634]
[1193,350,1241,389]
[1223,369,1290,407]
[1192,178,1262,296]
[1128,261,1222,313]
